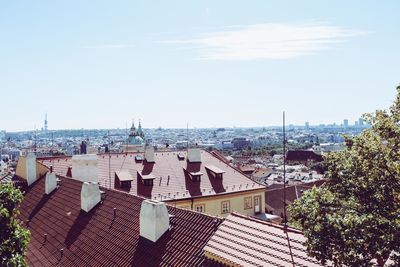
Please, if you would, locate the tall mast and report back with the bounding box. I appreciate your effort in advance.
[108,130,111,189]
[283,111,287,226]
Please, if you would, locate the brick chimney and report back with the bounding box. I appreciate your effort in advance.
[81,182,101,212]
[140,200,169,242]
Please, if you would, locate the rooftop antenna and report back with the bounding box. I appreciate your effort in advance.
[108,130,111,189]
[283,111,287,226]
[34,124,37,154]
[51,132,54,171]
[125,121,128,153]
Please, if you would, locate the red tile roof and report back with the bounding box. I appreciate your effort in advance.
[265,181,326,220]
[19,175,222,267]
[204,213,324,267]
[38,150,265,201]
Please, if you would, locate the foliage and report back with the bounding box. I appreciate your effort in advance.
[309,161,328,174]
[289,85,400,267]
[0,183,30,267]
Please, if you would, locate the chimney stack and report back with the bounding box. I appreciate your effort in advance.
[144,147,155,163]
[71,154,98,183]
[188,148,201,163]
[45,172,57,194]
[26,152,37,186]
[81,182,101,212]
[140,200,169,242]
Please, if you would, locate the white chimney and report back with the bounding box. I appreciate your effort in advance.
[71,154,98,183]
[45,172,57,194]
[26,152,37,186]
[81,182,101,212]
[188,148,201,163]
[144,147,155,163]
[140,200,169,242]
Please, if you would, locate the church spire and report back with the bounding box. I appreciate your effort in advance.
[138,119,144,138]
[130,119,136,135]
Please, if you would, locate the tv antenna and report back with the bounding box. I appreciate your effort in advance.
[283,111,287,226]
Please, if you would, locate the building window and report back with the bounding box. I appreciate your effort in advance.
[194,204,205,213]
[244,197,252,209]
[221,201,230,214]
[254,195,261,214]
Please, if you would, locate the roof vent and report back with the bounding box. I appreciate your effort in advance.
[144,147,155,163]
[81,182,101,213]
[177,152,185,160]
[135,154,144,162]
[45,172,58,194]
[187,148,201,163]
[71,154,98,183]
[140,200,170,242]
[26,152,37,186]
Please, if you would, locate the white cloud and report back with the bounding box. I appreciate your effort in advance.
[161,22,366,60]
[82,44,135,49]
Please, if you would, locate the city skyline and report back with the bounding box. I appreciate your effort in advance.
[3,113,368,132]
[1,1,399,131]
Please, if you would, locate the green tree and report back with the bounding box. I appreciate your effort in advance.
[0,183,30,267]
[289,85,400,267]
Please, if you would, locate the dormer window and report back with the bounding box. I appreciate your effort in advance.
[205,165,225,179]
[177,152,185,160]
[115,171,133,188]
[188,171,203,182]
[135,154,143,162]
[138,171,156,186]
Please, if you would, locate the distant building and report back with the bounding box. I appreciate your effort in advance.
[358,117,364,126]
[305,121,310,130]
[343,119,349,128]
[313,143,344,154]
[286,150,323,164]
[232,137,250,150]
[124,120,145,152]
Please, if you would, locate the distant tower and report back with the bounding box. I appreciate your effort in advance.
[305,122,310,130]
[343,119,348,128]
[44,113,48,133]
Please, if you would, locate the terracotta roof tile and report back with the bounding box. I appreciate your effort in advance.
[204,213,326,267]
[19,175,222,267]
[38,150,264,201]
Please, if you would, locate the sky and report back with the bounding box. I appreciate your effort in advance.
[1,1,399,131]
